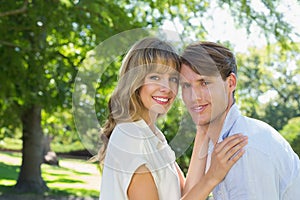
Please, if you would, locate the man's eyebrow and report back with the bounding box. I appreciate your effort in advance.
[198,78,207,82]
[179,77,186,82]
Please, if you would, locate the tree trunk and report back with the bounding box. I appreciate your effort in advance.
[14,105,49,193]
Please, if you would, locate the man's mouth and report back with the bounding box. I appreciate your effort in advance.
[191,104,208,112]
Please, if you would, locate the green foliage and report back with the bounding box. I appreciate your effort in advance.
[264,103,298,131]
[236,43,300,131]
[280,117,300,156]
[0,0,144,131]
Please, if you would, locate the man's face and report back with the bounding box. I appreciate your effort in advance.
[180,64,235,127]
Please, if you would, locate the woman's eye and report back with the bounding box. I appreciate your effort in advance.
[170,77,179,83]
[149,75,159,80]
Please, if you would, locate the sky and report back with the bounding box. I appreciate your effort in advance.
[162,0,300,53]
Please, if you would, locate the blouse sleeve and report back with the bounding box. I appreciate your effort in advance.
[103,123,153,195]
[101,121,178,200]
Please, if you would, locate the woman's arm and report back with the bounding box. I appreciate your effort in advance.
[182,134,248,200]
[127,165,159,200]
[183,130,209,195]
[175,162,186,194]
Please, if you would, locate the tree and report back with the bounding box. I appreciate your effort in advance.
[0,0,142,193]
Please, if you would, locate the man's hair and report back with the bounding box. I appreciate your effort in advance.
[181,41,237,80]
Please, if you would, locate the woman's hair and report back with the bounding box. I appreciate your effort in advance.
[98,37,181,162]
[181,41,237,80]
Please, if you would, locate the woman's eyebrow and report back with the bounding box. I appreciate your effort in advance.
[179,78,189,84]
[169,72,179,76]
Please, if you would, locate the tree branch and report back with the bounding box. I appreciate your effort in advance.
[0,40,21,48]
[0,0,29,17]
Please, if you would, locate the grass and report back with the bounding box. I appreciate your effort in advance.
[0,151,100,199]
[0,137,87,153]
[0,138,22,151]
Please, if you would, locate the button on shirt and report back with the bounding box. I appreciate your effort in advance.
[207,104,300,200]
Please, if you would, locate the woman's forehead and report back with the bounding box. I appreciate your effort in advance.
[149,63,179,74]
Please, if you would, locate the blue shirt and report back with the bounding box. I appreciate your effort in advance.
[209,104,300,200]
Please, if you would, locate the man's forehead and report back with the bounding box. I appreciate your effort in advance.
[180,61,219,76]
[179,73,213,82]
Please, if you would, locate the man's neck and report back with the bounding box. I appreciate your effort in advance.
[196,110,228,145]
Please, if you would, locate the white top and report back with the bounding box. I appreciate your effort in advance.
[207,104,300,200]
[99,120,181,200]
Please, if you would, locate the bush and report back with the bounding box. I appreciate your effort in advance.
[280,117,300,157]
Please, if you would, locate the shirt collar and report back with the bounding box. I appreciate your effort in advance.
[217,104,241,143]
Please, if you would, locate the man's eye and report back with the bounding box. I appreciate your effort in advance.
[181,83,191,88]
[201,81,209,86]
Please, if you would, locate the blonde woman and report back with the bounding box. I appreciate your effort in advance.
[98,37,247,200]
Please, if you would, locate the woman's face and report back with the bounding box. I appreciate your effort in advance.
[139,66,179,121]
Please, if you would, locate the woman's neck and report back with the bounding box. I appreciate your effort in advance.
[141,111,158,134]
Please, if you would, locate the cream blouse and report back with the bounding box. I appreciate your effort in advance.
[99,120,181,200]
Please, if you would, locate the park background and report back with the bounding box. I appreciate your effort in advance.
[0,0,300,199]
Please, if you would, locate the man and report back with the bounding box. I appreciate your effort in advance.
[180,41,300,199]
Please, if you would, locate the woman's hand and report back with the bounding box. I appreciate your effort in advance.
[206,134,248,184]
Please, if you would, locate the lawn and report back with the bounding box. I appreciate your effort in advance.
[0,151,101,200]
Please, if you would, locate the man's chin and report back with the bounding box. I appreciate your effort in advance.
[192,118,210,127]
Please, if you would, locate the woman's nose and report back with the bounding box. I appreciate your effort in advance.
[159,79,171,92]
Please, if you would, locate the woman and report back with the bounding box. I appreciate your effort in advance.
[98,37,247,200]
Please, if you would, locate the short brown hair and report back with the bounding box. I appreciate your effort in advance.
[181,41,237,80]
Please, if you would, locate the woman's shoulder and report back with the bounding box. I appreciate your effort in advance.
[112,120,154,139]
[104,120,154,172]
[109,120,155,151]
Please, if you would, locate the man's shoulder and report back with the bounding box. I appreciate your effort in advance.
[234,115,290,151]
[235,114,278,135]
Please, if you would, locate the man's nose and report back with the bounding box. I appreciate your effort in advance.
[191,86,204,101]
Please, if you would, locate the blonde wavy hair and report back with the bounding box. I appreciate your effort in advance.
[98,37,181,162]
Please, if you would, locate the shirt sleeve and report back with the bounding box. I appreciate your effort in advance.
[282,171,300,199]
[279,138,300,199]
